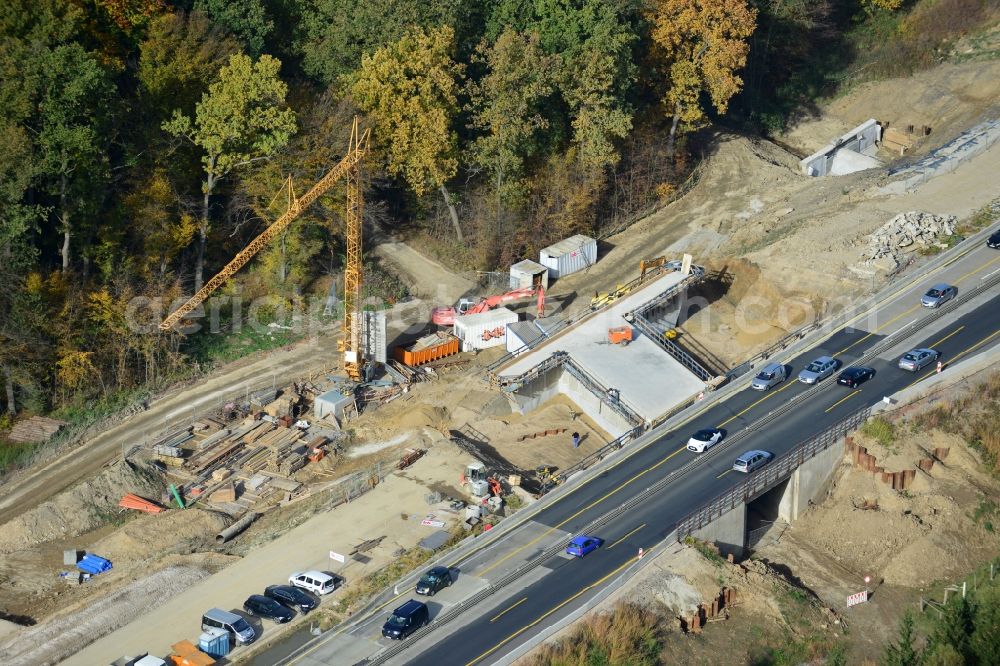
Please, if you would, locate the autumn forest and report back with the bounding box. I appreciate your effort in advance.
[0,0,925,444]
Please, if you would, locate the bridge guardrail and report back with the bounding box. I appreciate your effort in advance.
[675,405,871,540]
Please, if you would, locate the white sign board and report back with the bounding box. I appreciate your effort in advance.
[681,253,693,276]
[420,519,446,528]
[329,551,346,564]
[846,590,869,607]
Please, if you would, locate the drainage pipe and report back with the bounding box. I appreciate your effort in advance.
[216,512,258,543]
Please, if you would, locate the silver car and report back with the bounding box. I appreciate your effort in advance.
[733,449,773,474]
[898,348,940,372]
[751,362,787,391]
[797,356,838,384]
[921,283,957,308]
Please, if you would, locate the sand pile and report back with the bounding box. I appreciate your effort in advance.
[0,461,164,554]
[91,509,227,565]
[395,404,449,431]
[792,429,1000,587]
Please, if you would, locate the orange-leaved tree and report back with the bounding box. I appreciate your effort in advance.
[648,0,757,153]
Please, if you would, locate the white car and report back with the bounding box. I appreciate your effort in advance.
[686,428,723,453]
[289,570,339,595]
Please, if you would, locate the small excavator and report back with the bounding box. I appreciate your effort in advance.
[432,286,545,326]
[459,461,503,498]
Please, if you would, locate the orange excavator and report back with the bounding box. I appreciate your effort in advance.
[432,286,545,326]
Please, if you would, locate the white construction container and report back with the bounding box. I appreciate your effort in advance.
[453,307,519,351]
[509,259,549,291]
[539,234,597,278]
[506,320,545,355]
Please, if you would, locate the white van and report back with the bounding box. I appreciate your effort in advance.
[289,570,339,595]
[202,608,256,644]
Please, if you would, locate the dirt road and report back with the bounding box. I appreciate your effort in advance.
[374,240,477,305]
[0,335,339,527]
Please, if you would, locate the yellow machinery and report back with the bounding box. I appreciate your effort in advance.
[159,119,371,380]
[639,256,667,279]
[590,284,631,309]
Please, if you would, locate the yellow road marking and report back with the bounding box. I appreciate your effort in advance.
[825,389,860,413]
[903,328,1000,391]
[474,445,686,577]
[954,252,1000,284]
[294,251,1000,659]
[835,331,874,356]
[716,469,732,479]
[929,325,965,348]
[838,253,1000,354]
[716,379,797,428]
[465,548,647,665]
[607,523,646,549]
[490,597,527,623]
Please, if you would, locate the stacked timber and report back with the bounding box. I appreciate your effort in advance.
[265,442,307,475]
[7,416,68,443]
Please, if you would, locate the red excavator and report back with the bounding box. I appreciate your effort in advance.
[432,286,545,326]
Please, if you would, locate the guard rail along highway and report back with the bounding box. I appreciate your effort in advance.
[675,405,871,540]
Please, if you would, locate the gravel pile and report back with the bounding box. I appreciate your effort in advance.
[860,211,956,270]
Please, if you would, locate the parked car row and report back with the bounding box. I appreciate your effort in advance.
[200,570,336,650]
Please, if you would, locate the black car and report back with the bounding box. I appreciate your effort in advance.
[265,584,318,613]
[837,366,875,388]
[244,594,295,623]
[988,230,1000,249]
[382,599,429,639]
[415,567,452,596]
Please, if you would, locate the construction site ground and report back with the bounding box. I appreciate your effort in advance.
[498,269,704,424]
[526,359,1000,665]
[0,54,999,663]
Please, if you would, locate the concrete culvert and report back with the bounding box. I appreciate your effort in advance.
[216,512,258,543]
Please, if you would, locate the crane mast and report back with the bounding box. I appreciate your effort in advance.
[159,119,370,380]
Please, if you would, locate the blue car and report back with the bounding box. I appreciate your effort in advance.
[566,536,602,558]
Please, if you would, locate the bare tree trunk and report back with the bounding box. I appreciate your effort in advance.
[440,183,463,243]
[196,169,216,293]
[59,173,70,272]
[2,367,15,417]
[667,110,681,157]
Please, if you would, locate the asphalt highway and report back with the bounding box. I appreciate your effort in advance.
[278,235,1000,666]
[407,290,1000,666]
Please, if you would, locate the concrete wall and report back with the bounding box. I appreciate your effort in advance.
[778,439,845,522]
[503,366,562,416]
[800,119,882,176]
[691,503,746,560]
[503,364,633,438]
[558,370,633,436]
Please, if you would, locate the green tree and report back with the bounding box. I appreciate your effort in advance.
[485,0,638,168]
[648,0,757,153]
[163,52,297,292]
[881,611,922,666]
[139,11,240,120]
[563,47,633,169]
[34,43,113,272]
[466,30,558,224]
[352,26,466,241]
[928,595,974,663]
[297,0,470,86]
[193,0,273,56]
[123,171,197,281]
[971,581,1000,664]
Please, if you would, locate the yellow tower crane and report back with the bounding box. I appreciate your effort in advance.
[159,118,371,380]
